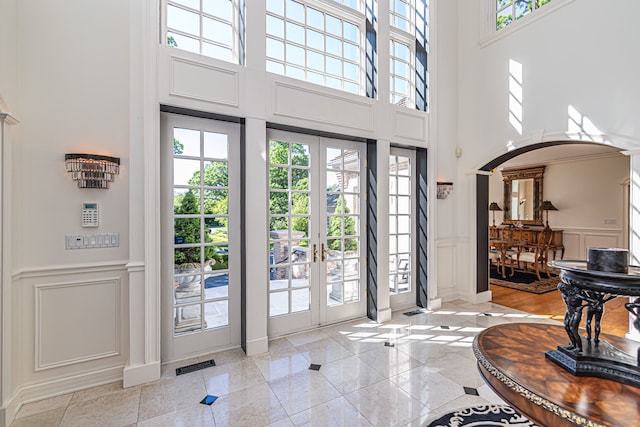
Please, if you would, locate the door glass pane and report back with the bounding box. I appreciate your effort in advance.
[205,272,229,299]
[389,152,413,295]
[173,126,231,335]
[292,288,310,313]
[269,139,312,317]
[270,291,289,317]
[325,146,362,307]
[174,303,202,334]
[174,159,200,186]
[205,300,229,329]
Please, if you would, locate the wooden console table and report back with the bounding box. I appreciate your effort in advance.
[473,323,640,426]
[496,226,564,259]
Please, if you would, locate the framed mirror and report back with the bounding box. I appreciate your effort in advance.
[501,165,545,226]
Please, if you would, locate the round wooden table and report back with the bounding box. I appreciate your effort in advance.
[473,323,640,426]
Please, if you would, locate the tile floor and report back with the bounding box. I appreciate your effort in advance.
[10,300,559,427]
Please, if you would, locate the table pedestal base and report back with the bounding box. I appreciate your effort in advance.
[546,337,640,388]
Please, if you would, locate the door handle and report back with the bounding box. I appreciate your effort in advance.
[321,243,327,262]
[313,244,318,263]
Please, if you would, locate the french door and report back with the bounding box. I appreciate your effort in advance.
[389,147,417,309]
[267,130,367,337]
[160,113,241,362]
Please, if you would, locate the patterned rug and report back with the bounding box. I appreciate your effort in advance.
[490,267,560,294]
[428,404,537,426]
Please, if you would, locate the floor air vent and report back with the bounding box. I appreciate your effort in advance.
[176,359,216,376]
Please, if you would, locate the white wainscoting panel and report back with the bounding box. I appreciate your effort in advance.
[171,57,239,106]
[35,278,121,370]
[272,82,374,132]
[436,241,457,298]
[394,110,426,142]
[562,232,582,259]
[561,228,623,260]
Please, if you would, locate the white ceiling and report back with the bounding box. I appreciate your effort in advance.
[499,143,623,169]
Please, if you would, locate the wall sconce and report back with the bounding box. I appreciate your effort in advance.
[436,181,453,199]
[65,153,120,189]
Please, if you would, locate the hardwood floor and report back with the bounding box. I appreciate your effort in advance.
[490,282,630,338]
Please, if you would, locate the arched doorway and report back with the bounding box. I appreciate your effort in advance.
[475,140,626,295]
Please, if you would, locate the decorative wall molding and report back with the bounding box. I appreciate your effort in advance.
[14,261,128,280]
[561,227,622,260]
[272,81,374,132]
[16,365,123,413]
[34,278,121,371]
[171,57,239,107]
[394,110,427,142]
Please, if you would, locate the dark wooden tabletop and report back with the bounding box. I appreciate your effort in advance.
[473,323,640,427]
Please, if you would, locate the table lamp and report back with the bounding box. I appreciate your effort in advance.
[542,200,558,228]
[489,202,502,227]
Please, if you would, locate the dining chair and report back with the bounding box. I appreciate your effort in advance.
[511,227,553,280]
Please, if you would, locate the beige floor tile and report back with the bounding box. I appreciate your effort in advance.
[9,408,66,427]
[15,394,73,419]
[69,381,137,405]
[202,358,266,396]
[356,345,421,378]
[138,371,207,422]
[319,355,386,394]
[211,383,288,427]
[344,379,428,427]
[137,404,214,427]
[289,396,373,427]
[390,365,465,411]
[59,387,140,427]
[9,301,553,427]
[295,337,353,365]
[269,370,342,416]
[253,350,311,382]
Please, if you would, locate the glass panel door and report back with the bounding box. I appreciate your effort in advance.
[267,131,366,336]
[268,132,319,336]
[161,113,241,362]
[389,147,416,309]
[322,142,366,322]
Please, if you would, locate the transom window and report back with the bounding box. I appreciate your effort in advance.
[165,0,243,64]
[389,39,412,107]
[330,0,361,12]
[387,0,429,110]
[266,0,363,95]
[496,0,552,30]
[390,0,413,33]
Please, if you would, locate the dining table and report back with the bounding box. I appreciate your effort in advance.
[489,239,527,278]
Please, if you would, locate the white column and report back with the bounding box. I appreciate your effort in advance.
[0,113,13,426]
[626,152,640,341]
[376,140,392,323]
[244,118,269,355]
[123,0,161,387]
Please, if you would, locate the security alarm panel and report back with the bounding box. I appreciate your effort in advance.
[82,202,99,227]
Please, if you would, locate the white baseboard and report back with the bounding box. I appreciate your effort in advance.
[469,290,492,304]
[123,361,160,388]
[377,307,393,323]
[245,336,268,356]
[4,365,123,426]
[0,392,19,427]
[427,298,442,310]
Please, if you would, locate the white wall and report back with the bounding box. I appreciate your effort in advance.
[1,0,435,421]
[0,0,131,421]
[3,0,640,421]
[449,0,640,298]
[489,153,630,258]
